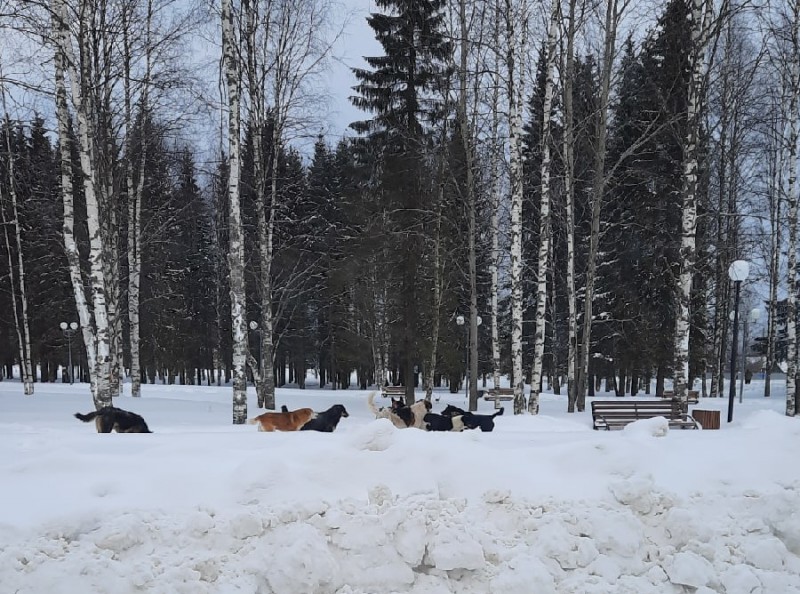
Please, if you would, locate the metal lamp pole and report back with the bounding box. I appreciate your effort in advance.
[249,320,261,377]
[727,260,750,423]
[60,321,78,384]
[456,315,467,397]
[739,308,761,404]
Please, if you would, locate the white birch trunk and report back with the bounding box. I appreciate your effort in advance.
[489,31,502,391]
[425,162,447,401]
[673,0,713,404]
[53,3,97,395]
[505,0,527,414]
[562,0,577,412]
[528,1,559,415]
[123,0,152,398]
[765,98,783,398]
[53,0,114,408]
[786,1,800,416]
[222,0,249,423]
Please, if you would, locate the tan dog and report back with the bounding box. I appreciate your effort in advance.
[247,407,315,432]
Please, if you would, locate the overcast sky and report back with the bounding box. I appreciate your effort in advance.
[323,0,381,140]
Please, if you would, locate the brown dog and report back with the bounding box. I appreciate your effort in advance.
[247,407,315,432]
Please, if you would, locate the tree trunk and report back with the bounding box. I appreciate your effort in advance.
[528,1,559,416]
[122,0,152,398]
[222,0,249,423]
[786,2,799,416]
[505,0,528,414]
[563,0,577,413]
[53,0,113,408]
[673,0,713,406]
[576,0,617,413]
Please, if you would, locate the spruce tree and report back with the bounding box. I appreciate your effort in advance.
[350,0,451,401]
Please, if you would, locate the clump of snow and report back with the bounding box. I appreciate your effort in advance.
[623,416,669,437]
[348,418,396,451]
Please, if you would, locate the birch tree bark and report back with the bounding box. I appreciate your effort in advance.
[455,0,481,411]
[785,0,800,417]
[52,0,114,408]
[528,0,559,415]
[764,90,784,399]
[562,0,578,412]
[505,0,527,414]
[123,0,153,398]
[489,1,502,391]
[672,0,714,404]
[222,0,249,423]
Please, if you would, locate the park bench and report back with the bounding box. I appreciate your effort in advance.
[591,400,699,431]
[480,387,515,409]
[381,385,408,399]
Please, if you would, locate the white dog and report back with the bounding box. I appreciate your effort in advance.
[367,391,431,429]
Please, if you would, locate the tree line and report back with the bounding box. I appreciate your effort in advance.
[0,0,798,420]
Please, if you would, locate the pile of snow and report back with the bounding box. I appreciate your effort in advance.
[2,380,800,592]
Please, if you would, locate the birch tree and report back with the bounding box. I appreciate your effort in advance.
[52,0,115,408]
[672,0,715,403]
[562,0,578,412]
[785,0,800,417]
[528,0,559,415]
[763,85,785,399]
[221,0,249,423]
[123,0,154,398]
[505,0,528,414]
[489,0,502,391]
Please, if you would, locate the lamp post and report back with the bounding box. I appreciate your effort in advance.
[60,321,78,384]
[727,260,750,423]
[249,320,261,375]
[456,315,466,396]
[739,308,761,403]
[456,314,482,399]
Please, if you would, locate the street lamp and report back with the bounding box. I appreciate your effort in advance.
[727,260,750,423]
[249,320,261,375]
[456,315,466,396]
[456,314,482,398]
[60,321,78,384]
[730,307,761,403]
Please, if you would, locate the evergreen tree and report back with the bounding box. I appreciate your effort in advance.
[350,0,451,401]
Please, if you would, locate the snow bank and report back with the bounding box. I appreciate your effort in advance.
[4,482,800,593]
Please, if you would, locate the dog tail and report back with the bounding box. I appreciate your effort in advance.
[74,411,99,423]
[367,391,380,416]
[493,407,505,418]
[246,416,260,425]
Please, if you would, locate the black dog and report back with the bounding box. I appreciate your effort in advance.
[423,412,465,432]
[74,407,152,433]
[300,404,349,432]
[441,404,468,417]
[460,408,504,432]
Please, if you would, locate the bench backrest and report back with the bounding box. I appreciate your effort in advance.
[591,400,683,419]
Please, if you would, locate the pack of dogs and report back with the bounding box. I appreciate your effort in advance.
[73,390,503,434]
[367,391,504,432]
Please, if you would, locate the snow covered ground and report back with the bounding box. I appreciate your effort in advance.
[2,377,800,593]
